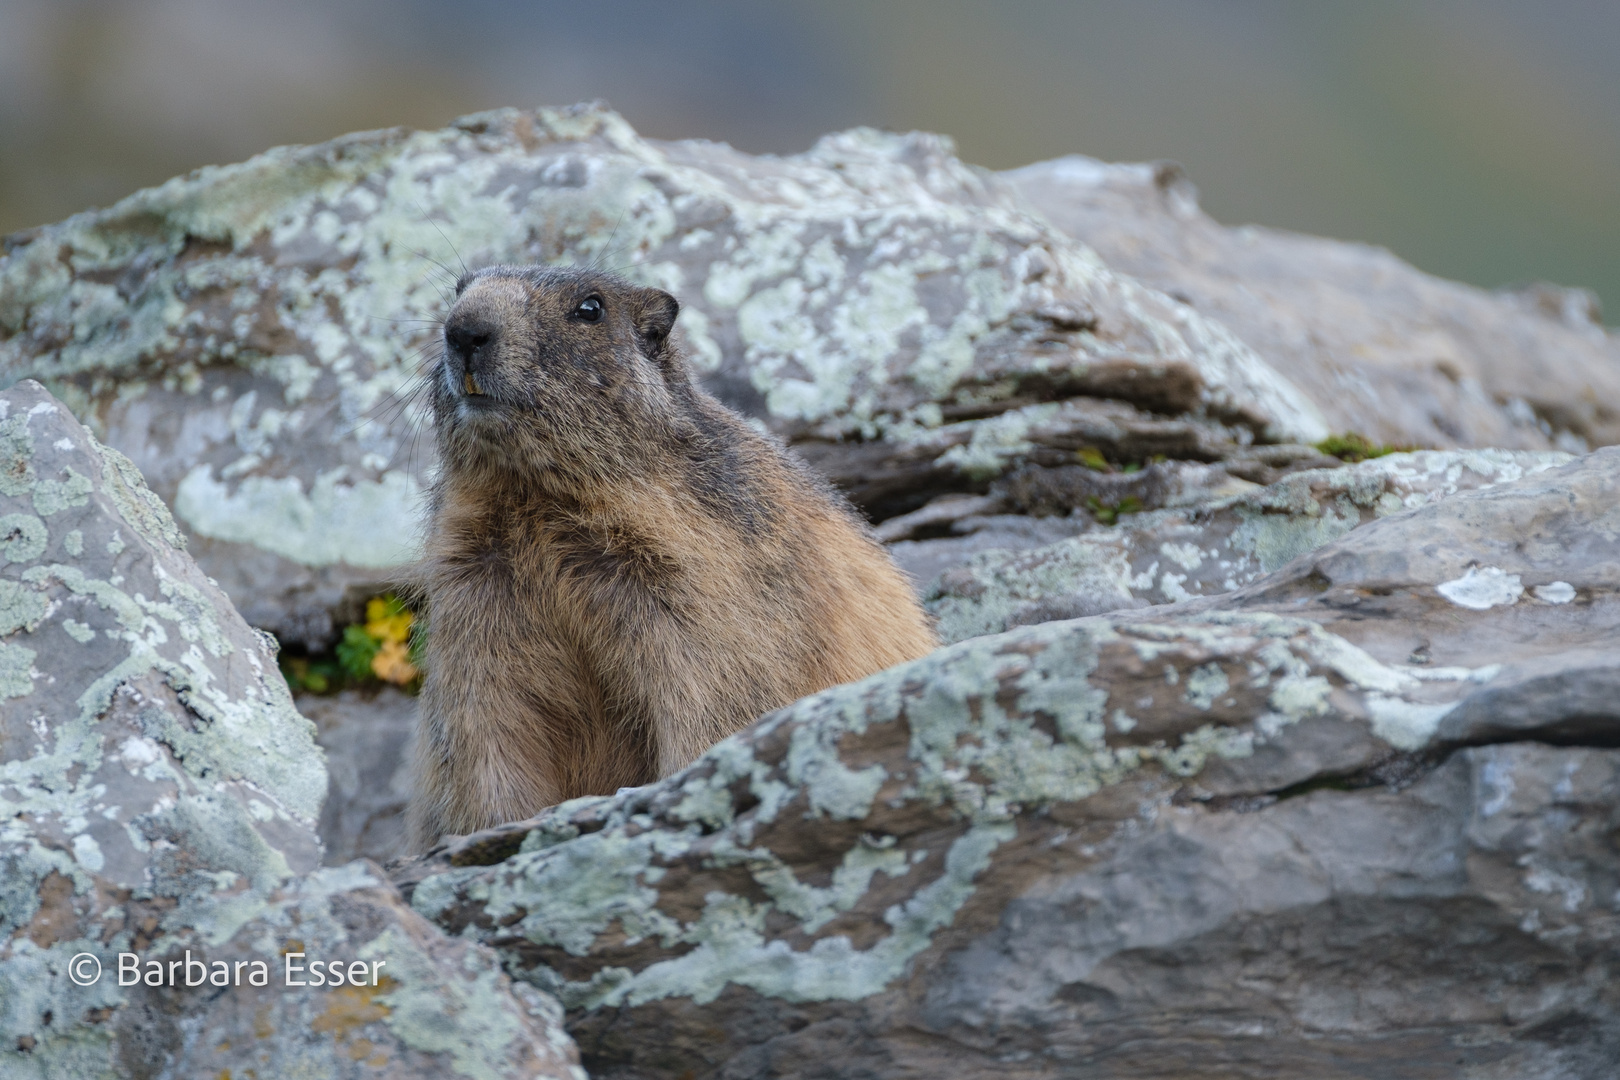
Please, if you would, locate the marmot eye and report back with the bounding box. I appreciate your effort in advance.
[574,296,604,322]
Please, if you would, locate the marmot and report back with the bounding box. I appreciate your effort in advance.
[407,265,939,850]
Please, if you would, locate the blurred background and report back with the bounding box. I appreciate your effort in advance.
[2,0,1615,318]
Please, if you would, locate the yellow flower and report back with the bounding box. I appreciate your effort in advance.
[370,639,419,685]
[365,599,414,645]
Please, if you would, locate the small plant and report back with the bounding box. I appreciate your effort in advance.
[335,624,382,680]
[280,655,338,694]
[280,593,421,695]
[362,595,420,686]
[1075,448,1165,474]
[1085,494,1144,525]
[1074,447,1110,471]
[1314,433,1411,463]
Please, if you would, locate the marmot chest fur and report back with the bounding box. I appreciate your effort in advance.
[408,265,938,849]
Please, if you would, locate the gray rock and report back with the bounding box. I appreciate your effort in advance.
[883,460,1266,590]
[0,104,1326,646]
[1007,155,1620,453]
[925,448,1571,642]
[306,688,417,866]
[125,862,585,1080]
[888,512,1093,588]
[10,105,1620,1077]
[0,381,578,1079]
[396,445,1620,1079]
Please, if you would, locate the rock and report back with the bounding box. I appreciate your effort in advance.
[1006,155,1620,453]
[889,512,1094,590]
[923,448,1571,642]
[396,446,1620,1079]
[0,104,1327,647]
[877,458,1268,544]
[9,104,1620,1076]
[0,381,578,1079]
[306,688,417,867]
[120,863,585,1080]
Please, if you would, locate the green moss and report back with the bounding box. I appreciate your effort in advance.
[1075,446,1110,471]
[1086,493,1144,525]
[1314,432,1414,463]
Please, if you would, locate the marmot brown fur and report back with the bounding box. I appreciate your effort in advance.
[407,265,939,850]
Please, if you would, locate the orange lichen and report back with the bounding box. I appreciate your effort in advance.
[310,976,399,1039]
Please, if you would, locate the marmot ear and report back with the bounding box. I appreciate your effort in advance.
[634,289,679,347]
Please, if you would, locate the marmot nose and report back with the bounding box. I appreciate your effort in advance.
[444,320,494,368]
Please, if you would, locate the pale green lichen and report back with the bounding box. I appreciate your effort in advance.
[1229,497,1360,574]
[0,934,124,1079]
[0,578,49,634]
[364,923,558,1080]
[4,104,1335,590]
[90,438,186,551]
[564,821,1015,1009]
[0,387,327,1028]
[0,641,36,697]
[927,535,1134,643]
[1268,673,1333,719]
[0,513,48,564]
[753,836,912,935]
[423,615,1371,1011]
[1363,695,1461,751]
[1436,566,1524,610]
[0,412,37,497]
[1183,662,1231,710]
[924,449,1574,643]
[174,465,423,568]
[32,466,93,517]
[929,403,1055,480]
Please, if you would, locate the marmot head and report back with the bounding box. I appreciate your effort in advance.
[431,265,687,482]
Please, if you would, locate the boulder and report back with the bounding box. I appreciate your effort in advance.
[919,448,1572,642]
[1006,156,1620,453]
[7,103,1620,1078]
[0,381,578,1079]
[0,104,1327,647]
[116,863,585,1080]
[306,687,417,866]
[398,447,1620,1079]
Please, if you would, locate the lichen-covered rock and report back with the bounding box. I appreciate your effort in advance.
[0,104,1326,646]
[923,448,1571,642]
[397,446,1620,1079]
[123,862,584,1080]
[0,381,579,1079]
[1008,155,1620,453]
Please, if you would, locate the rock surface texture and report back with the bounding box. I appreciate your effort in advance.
[399,448,1620,1079]
[3,105,1619,1078]
[920,448,1572,642]
[2,103,1336,646]
[4,109,1615,650]
[0,382,580,1080]
[307,687,417,866]
[1007,156,1620,453]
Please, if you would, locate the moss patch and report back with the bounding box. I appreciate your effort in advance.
[1314,432,1417,463]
